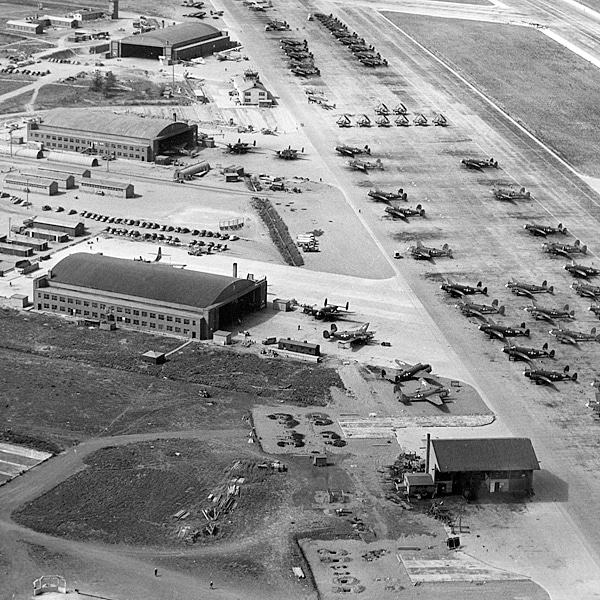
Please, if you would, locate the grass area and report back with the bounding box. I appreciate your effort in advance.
[13,439,288,547]
[0,308,343,448]
[0,89,33,114]
[33,77,178,111]
[0,77,34,95]
[0,32,26,46]
[383,13,600,177]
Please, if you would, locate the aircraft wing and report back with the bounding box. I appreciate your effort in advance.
[535,374,553,386]
[515,287,534,298]
[535,311,554,323]
[559,333,577,345]
[512,350,532,362]
[572,267,588,277]
[427,394,445,407]
[488,329,506,340]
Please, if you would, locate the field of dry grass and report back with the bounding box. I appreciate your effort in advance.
[384,13,600,177]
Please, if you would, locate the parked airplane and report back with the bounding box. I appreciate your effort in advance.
[456,297,504,318]
[397,378,449,407]
[523,365,577,385]
[502,342,555,362]
[275,146,304,159]
[336,115,352,128]
[225,139,256,154]
[433,113,448,126]
[506,279,553,298]
[348,158,383,172]
[395,114,409,127]
[357,114,372,127]
[336,144,370,157]
[385,204,425,220]
[134,246,163,263]
[542,240,587,257]
[549,326,600,345]
[381,360,432,384]
[571,281,600,298]
[524,222,567,237]
[564,261,600,278]
[376,115,391,127]
[413,114,428,126]
[523,303,575,322]
[375,103,390,115]
[393,103,407,115]
[461,157,498,170]
[408,241,453,261]
[479,318,530,340]
[441,278,487,297]
[368,188,407,203]
[323,322,374,346]
[302,298,350,321]
[494,187,531,201]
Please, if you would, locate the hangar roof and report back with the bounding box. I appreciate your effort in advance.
[50,253,258,309]
[431,438,540,472]
[41,109,190,142]
[121,23,221,48]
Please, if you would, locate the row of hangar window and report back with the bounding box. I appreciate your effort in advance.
[39,293,196,325]
[30,132,145,157]
[40,303,192,333]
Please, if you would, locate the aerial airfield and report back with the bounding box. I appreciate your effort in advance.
[1,0,600,598]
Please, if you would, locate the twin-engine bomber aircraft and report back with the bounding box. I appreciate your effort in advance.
[479,318,530,340]
[385,204,425,220]
[302,299,350,321]
[381,361,432,384]
[408,241,453,260]
[368,188,407,203]
[397,378,450,407]
[549,326,600,345]
[457,297,504,318]
[502,342,555,362]
[461,157,499,170]
[323,323,374,346]
[542,240,587,257]
[348,158,383,173]
[571,281,600,298]
[564,261,600,278]
[523,365,577,385]
[441,278,487,297]
[523,303,575,322]
[524,222,567,237]
[335,144,371,157]
[494,187,531,201]
[506,279,553,297]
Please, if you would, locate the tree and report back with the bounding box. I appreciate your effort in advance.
[102,71,117,97]
[89,70,103,92]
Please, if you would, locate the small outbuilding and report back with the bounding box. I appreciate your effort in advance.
[403,473,435,498]
[142,350,166,364]
[212,330,232,345]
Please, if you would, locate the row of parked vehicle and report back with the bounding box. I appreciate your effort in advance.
[80,211,240,241]
[0,67,50,76]
[47,57,81,64]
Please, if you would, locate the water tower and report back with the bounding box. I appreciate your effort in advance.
[108,0,119,19]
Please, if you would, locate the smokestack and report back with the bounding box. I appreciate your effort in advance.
[425,433,431,473]
[173,112,177,122]
[232,262,238,278]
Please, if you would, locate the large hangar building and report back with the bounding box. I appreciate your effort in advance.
[33,253,267,339]
[28,109,198,162]
[112,23,232,61]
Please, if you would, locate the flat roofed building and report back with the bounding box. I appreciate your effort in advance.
[41,16,78,28]
[25,216,85,237]
[112,22,232,61]
[7,20,44,34]
[33,253,267,339]
[37,164,91,179]
[73,9,105,21]
[20,171,75,190]
[31,109,198,163]
[3,174,58,195]
[429,437,540,497]
[79,178,134,198]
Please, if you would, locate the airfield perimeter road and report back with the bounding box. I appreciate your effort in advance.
[223,0,600,596]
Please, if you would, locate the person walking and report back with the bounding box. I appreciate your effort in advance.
[209,581,214,590]
[154,568,158,577]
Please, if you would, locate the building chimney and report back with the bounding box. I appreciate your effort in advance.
[232,262,238,278]
[425,433,431,473]
[173,112,177,122]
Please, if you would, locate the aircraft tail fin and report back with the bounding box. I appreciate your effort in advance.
[482,286,488,295]
[582,245,588,254]
[323,330,330,339]
[416,240,423,248]
[498,305,506,315]
[492,299,499,308]
[564,365,570,373]
[549,349,555,358]
[543,342,548,350]
[548,285,554,294]
[330,323,338,333]
[572,372,578,382]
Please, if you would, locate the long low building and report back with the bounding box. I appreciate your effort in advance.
[3,174,58,196]
[24,216,85,237]
[20,171,75,190]
[33,253,268,339]
[79,178,134,198]
[30,110,198,163]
